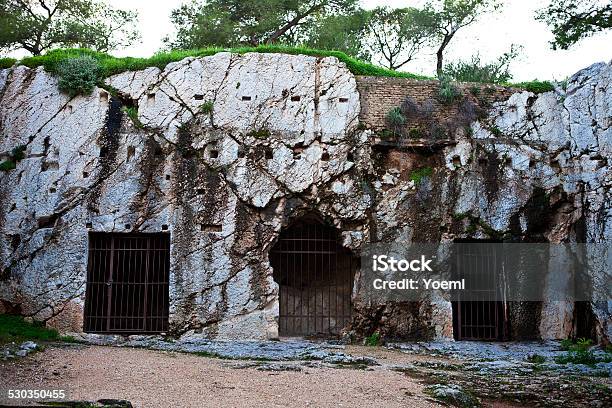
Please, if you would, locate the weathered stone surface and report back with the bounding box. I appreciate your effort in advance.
[0,53,610,343]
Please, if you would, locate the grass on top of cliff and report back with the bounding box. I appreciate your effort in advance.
[13,46,431,80]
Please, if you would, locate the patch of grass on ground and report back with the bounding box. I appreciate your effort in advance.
[409,166,433,183]
[365,332,381,346]
[555,338,612,366]
[0,314,59,345]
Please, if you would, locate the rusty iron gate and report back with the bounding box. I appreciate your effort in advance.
[452,243,507,341]
[84,232,170,334]
[270,220,355,337]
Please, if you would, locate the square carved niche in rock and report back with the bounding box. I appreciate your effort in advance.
[99,91,109,103]
[290,95,301,102]
[209,150,219,159]
[265,148,274,160]
[127,146,136,162]
[452,155,461,167]
[201,224,222,233]
[241,96,252,101]
[237,149,246,159]
[338,97,349,103]
[147,93,156,103]
[41,161,60,172]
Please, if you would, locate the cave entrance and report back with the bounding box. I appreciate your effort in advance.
[84,232,170,334]
[270,218,355,337]
[452,241,508,341]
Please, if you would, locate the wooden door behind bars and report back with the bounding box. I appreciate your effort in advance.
[270,221,355,337]
[452,242,507,341]
[84,232,170,334]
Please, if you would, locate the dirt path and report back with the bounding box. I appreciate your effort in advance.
[0,344,441,408]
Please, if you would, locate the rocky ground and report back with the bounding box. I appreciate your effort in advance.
[0,339,610,407]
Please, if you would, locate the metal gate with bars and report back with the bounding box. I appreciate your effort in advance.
[84,232,170,334]
[270,220,355,337]
[452,242,507,341]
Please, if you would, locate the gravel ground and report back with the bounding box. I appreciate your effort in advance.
[0,344,441,408]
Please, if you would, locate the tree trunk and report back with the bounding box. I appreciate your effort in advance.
[436,34,453,77]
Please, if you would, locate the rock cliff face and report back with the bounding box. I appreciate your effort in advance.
[0,53,609,342]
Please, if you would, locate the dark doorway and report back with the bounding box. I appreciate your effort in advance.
[84,232,170,334]
[452,241,507,341]
[270,218,355,337]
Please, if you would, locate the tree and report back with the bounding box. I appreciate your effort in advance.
[427,0,501,75]
[0,0,139,55]
[365,7,437,70]
[304,10,370,60]
[537,0,612,50]
[165,0,357,49]
[443,45,521,83]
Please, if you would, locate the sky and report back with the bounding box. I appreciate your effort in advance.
[8,0,612,81]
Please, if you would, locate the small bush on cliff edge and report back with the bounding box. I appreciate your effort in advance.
[0,58,17,69]
[57,56,102,96]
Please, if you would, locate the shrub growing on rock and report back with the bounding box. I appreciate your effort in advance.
[438,75,462,105]
[57,56,102,96]
[386,107,406,134]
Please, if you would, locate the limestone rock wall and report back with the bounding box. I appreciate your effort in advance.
[0,53,610,342]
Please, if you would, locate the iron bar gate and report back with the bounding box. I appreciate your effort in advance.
[270,221,355,337]
[84,232,170,334]
[452,242,507,341]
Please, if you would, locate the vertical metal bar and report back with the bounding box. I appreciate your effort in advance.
[105,236,115,332]
[143,236,150,331]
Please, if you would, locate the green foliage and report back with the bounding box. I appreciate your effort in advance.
[248,128,271,139]
[365,332,381,346]
[0,0,139,55]
[489,126,503,137]
[200,101,214,114]
[17,46,429,80]
[410,167,433,183]
[377,129,395,139]
[165,0,358,49]
[536,1,611,50]
[555,338,612,366]
[122,106,143,129]
[510,80,555,94]
[443,45,520,83]
[0,57,17,69]
[0,160,16,171]
[304,10,371,61]
[56,56,102,96]
[386,107,406,128]
[11,145,26,161]
[526,354,546,364]
[561,338,593,352]
[0,315,59,345]
[0,144,26,172]
[438,75,462,105]
[409,127,425,139]
[429,0,502,74]
[555,349,611,366]
[365,6,437,70]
